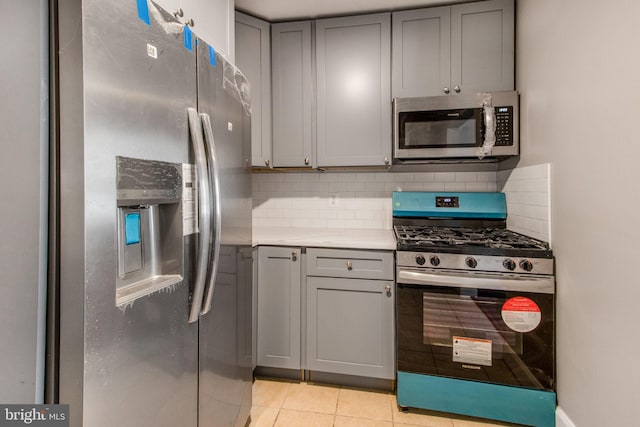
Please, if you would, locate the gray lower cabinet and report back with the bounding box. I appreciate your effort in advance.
[235,12,271,168]
[315,13,392,167]
[256,246,301,369]
[392,0,514,98]
[306,248,395,379]
[271,21,313,168]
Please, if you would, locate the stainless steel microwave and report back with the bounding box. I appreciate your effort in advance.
[393,91,519,163]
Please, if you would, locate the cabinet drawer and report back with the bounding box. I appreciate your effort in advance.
[306,248,394,280]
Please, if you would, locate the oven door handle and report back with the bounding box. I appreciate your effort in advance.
[397,270,555,294]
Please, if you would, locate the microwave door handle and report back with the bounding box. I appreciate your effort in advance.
[199,113,221,316]
[187,108,212,323]
[476,100,496,159]
[397,270,555,294]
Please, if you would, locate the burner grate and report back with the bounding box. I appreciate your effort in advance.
[394,225,550,254]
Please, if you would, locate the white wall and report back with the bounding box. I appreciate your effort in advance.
[516,0,640,425]
[0,0,48,403]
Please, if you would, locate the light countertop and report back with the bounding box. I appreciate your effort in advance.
[253,227,396,250]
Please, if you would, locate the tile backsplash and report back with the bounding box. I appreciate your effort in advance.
[497,163,551,244]
[253,171,498,230]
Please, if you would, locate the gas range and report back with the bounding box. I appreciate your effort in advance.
[392,192,553,276]
[394,192,557,426]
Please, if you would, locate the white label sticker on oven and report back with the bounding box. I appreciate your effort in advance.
[452,336,492,367]
[501,296,542,333]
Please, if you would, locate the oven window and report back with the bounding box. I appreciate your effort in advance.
[398,108,483,149]
[397,284,554,391]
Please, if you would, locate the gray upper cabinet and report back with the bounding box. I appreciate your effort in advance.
[392,0,514,98]
[271,21,313,168]
[451,0,514,94]
[256,247,302,369]
[235,12,272,168]
[315,13,392,167]
[182,0,235,62]
[392,7,451,98]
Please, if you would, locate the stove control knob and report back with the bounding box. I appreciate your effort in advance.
[503,259,516,271]
[430,255,440,267]
[465,257,478,269]
[415,255,426,266]
[519,259,534,272]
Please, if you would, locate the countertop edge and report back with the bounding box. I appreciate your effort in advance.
[252,227,397,251]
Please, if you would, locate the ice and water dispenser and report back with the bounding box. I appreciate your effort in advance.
[115,156,186,307]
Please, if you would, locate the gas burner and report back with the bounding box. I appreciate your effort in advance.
[394,225,552,258]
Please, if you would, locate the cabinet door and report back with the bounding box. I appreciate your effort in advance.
[235,13,271,168]
[271,21,313,168]
[392,7,451,98]
[451,0,514,94]
[257,247,301,369]
[181,0,234,62]
[316,13,391,167]
[306,277,394,379]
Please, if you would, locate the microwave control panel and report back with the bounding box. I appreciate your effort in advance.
[494,106,513,146]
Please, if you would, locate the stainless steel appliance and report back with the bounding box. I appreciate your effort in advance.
[393,192,555,427]
[53,1,252,426]
[393,91,519,162]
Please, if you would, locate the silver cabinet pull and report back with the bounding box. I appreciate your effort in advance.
[385,285,392,296]
[304,158,310,166]
[346,261,353,271]
[454,86,461,93]
[291,252,297,262]
[173,8,184,18]
[384,157,389,165]
[265,159,270,167]
[443,87,450,94]
[185,18,194,27]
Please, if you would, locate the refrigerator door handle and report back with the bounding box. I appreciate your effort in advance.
[187,108,212,323]
[200,113,222,316]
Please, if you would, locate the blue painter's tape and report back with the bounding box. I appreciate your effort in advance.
[184,25,193,51]
[208,45,217,67]
[136,0,151,26]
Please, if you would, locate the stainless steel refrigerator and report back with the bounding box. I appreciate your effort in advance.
[54,1,252,425]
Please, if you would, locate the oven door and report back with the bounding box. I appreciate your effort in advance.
[396,268,555,391]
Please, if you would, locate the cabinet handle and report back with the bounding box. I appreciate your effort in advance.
[384,157,389,165]
[454,86,461,93]
[304,158,310,166]
[265,159,270,167]
[291,252,297,262]
[173,8,184,18]
[346,261,353,271]
[443,87,450,94]
[385,285,392,297]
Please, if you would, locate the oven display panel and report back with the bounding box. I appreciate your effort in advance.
[436,196,459,208]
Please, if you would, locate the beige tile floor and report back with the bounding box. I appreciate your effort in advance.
[250,378,520,427]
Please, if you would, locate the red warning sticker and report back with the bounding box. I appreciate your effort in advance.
[501,296,542,332]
